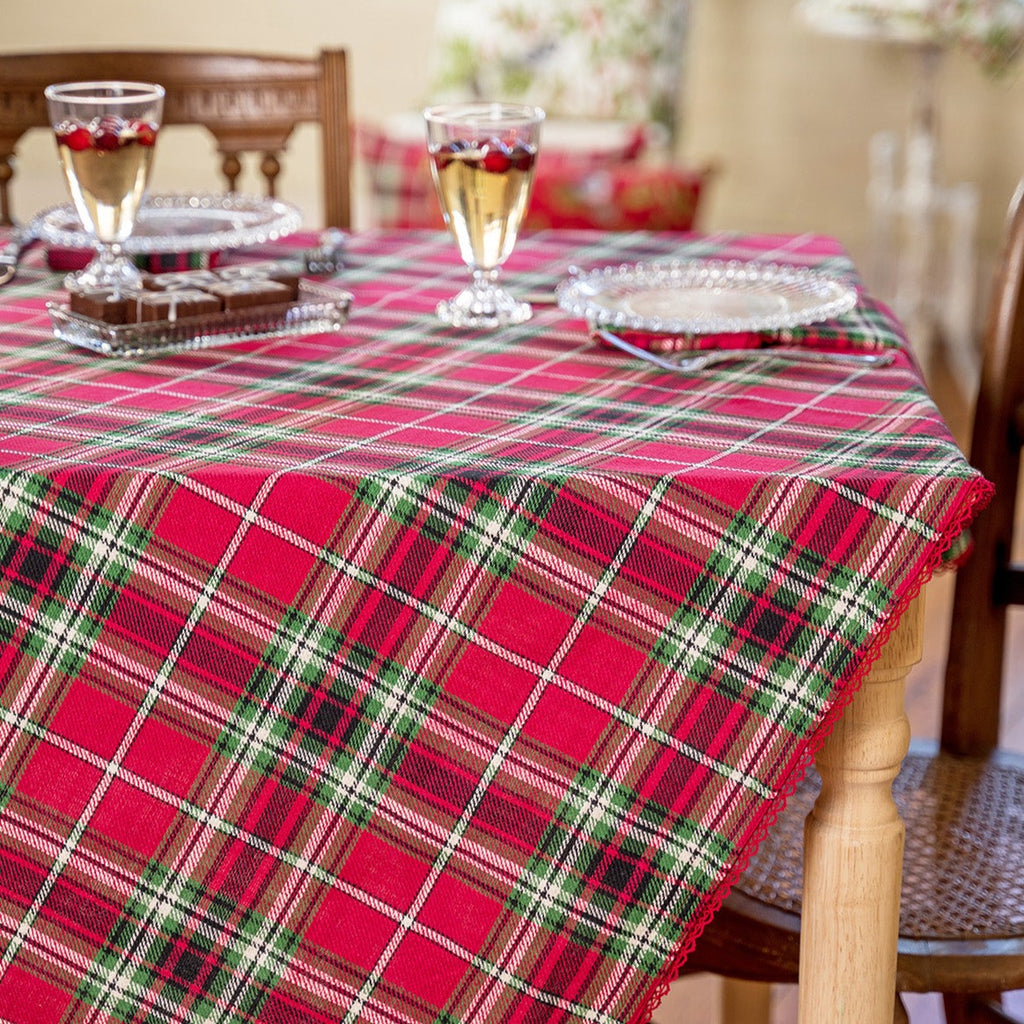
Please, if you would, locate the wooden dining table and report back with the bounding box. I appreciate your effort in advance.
[0,226,990,1024]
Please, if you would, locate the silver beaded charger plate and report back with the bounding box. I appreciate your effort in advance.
[32,193,302,255]
[557,259,858,336]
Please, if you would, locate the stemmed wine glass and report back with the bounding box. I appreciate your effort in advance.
[44,81,164,293]
[425,102,544,329]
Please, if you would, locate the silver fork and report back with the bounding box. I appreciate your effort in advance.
[593,328,896,372]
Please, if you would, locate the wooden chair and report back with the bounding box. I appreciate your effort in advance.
[681,181,1024,1022]
[0,50,351,228]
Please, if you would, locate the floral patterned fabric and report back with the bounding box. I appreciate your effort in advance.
[427,0,692,137]
[799,0,1024,74]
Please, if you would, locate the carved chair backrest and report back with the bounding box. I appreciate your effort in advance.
[0,50,350,228]
[942,178,1024,756]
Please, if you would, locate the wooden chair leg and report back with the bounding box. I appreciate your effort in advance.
[721,979,772,1024]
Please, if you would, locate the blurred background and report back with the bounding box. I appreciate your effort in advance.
[8,1,1024,324]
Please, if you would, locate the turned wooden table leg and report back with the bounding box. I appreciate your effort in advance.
[797,596,923,1024]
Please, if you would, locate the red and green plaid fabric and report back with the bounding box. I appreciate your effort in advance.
[0,228,990,1024]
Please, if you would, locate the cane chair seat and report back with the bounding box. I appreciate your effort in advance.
[688,746,1024,994]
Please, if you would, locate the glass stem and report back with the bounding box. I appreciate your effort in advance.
[472,267,500,291]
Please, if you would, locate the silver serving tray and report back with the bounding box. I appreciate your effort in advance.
[557,259,858,336]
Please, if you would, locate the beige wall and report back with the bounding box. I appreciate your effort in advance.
[683,0,1024,289]
[7,0,1024,295]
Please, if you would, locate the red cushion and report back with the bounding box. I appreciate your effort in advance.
[525,164,709,232]
[357,117,650,230]
[356,122,445,230]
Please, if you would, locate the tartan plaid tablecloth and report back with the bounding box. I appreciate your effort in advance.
[0,229,990,1024]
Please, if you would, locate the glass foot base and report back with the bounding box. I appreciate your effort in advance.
[436,281,533,330]
[64,248,143,295]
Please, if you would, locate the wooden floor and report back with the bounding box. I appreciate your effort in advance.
[654,329,1024,1022]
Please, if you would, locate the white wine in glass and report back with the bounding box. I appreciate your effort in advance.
[45,81,165,294]
[425,103,544,329]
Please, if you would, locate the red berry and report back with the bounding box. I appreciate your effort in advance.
[433,143,458,170]
[93,116,127,150]
[434,140,470,170]
[130,120,158,146]
[57,125,92,151]
[481,140,512,174]
[510,145,535,172]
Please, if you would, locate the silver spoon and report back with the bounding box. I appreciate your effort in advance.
[593,328,896,372]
